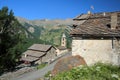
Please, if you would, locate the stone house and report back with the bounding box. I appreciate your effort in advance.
[21,44,57,65]
[70,11,120,65]
[56,46,67,55]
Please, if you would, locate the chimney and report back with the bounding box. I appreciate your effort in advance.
[111,13,118,30]
[103,12,106,16]
[87,11,92,15]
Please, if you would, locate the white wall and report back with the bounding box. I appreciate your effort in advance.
[56,49,68,56]
[72,39,116,65]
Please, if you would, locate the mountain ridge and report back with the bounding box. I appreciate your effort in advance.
[16,16,72,47]
[16,16,74,26]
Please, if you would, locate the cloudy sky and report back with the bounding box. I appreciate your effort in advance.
[0,0,120,20]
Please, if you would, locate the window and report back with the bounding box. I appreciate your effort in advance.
[106,24,111,28]
[63,42,64,45]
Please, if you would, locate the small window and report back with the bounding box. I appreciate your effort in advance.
[106,24,111,28]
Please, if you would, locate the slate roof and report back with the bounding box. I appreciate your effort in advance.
[62,33,66,38]
[70,11,120,38]
[58,46,67,50]
[21,55,39,62]
[23,50,45,58]
[21,44,55,62]
[28,44,52,52]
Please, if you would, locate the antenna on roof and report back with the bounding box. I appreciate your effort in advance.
[91,5,94,10]
[88,5,94,14]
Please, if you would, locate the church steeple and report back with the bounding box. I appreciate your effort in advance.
[61,33,66,47]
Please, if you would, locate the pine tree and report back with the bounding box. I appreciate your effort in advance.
[0,7,25,71]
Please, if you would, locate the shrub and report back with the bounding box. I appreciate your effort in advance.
[52,63,120,80]
[37,63,47,69]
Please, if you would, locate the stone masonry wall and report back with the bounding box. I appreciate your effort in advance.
[72,39,120,65]
[42,47,56,62]
[112,39,120,65]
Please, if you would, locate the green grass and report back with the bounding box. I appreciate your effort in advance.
[37,63,47,69]
[52,63,120,80]
[44,71,51,77]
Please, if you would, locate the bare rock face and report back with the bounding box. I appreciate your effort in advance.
[28,27,34,33]
[52,55,86,76]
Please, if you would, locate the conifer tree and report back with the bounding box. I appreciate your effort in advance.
[0,7,25,71]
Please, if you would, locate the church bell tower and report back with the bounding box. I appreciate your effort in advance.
[61,33,66,47]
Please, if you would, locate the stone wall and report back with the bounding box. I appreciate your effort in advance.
[42,47,56,62]
[112,39,120,65]
[56,49,68,56]
[72,39,120,65]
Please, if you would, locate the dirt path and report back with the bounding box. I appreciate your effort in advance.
[11,52,71,80]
